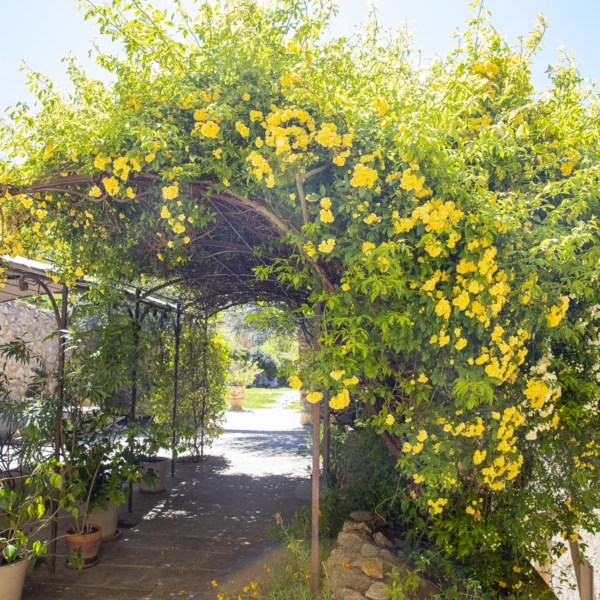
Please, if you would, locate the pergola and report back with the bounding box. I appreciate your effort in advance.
[1,244,330,590]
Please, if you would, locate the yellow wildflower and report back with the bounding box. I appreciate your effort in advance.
[200,121,220,138]
[455,338,467,350]
[320,209,334,223]
[329,388,350,410]
[473,449,487,465]
[162,183,179,200]
[351,164,378,188]
[435,298,451,320]
[547,296,569,327]
[560,163,573,176]
[307,391,323,404]
[236,121,250,137]
[318,238,335,254]
[103,177,119,196]
[288,375,302,389]
[362,241,376,255]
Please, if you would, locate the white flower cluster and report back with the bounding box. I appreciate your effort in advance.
[530,351,556,382]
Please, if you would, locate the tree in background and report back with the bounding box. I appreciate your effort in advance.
[220,304,299,386]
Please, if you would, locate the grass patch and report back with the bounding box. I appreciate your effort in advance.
[226,526,333,600]
[243,387,292,409]
[258,540,333,600]
[286,399,302,411]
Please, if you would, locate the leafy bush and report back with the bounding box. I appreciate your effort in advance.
[249,347,279,382]
[268,489,346,542]
[148,321,229,459]
[228,357,262,387]
[332,425,406,523]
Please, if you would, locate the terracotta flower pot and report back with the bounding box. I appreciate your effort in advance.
[228,386,245,410]
[64,524,102,566]
[0,558,28,600]
[89,502,120,542]
[139,457,169,493]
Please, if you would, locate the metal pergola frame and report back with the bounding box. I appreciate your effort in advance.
[1,255,331,592]
[0,257,191,569]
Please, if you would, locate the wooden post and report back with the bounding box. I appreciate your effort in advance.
[128,290,141,514]
[49,284,68,574]
[311,303,322,596]
[171,303,182,477]
[311,401,320,596]
[570,540,595,600]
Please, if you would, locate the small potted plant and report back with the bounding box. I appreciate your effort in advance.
[0,464,63,599]
[63,445,106,569]
[85,449,134,542]
[133,421,173,494]
[227,359,262,410]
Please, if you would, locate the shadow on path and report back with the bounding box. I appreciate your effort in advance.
[23,394,310,600]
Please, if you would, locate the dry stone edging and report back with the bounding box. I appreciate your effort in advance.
[325,511,434,600]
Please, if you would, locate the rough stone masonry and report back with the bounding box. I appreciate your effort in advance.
[0,300,56,399]
[325,511,434,600]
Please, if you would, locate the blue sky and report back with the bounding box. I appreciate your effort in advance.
[1,0,598,111]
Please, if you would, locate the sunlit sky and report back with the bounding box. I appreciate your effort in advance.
[1,0,599,111]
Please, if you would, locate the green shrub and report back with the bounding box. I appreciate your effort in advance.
[332,425,407,523]
[268,488,346,542]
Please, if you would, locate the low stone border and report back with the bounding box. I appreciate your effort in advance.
[325,511,403,600]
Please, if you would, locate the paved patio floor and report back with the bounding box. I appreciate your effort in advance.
[23,390,310,599]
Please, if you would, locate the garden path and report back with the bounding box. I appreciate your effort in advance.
[23,389,310,600]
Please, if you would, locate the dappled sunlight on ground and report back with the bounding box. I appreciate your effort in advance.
[23,388,310,599]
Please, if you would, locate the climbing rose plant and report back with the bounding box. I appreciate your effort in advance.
[2,0,600,594]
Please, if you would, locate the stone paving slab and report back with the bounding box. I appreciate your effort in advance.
[23,393,310,599]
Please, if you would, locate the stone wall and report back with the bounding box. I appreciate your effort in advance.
[0,300,56,398]
[325,511,434,600]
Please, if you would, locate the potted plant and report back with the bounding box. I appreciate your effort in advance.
[227,359,262,410]
[73,414,137,543]
[0,464,63,600]
[83,445,134,543]
[131,421,173,494]
[63,443,106,569]
[60,409,123,568]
